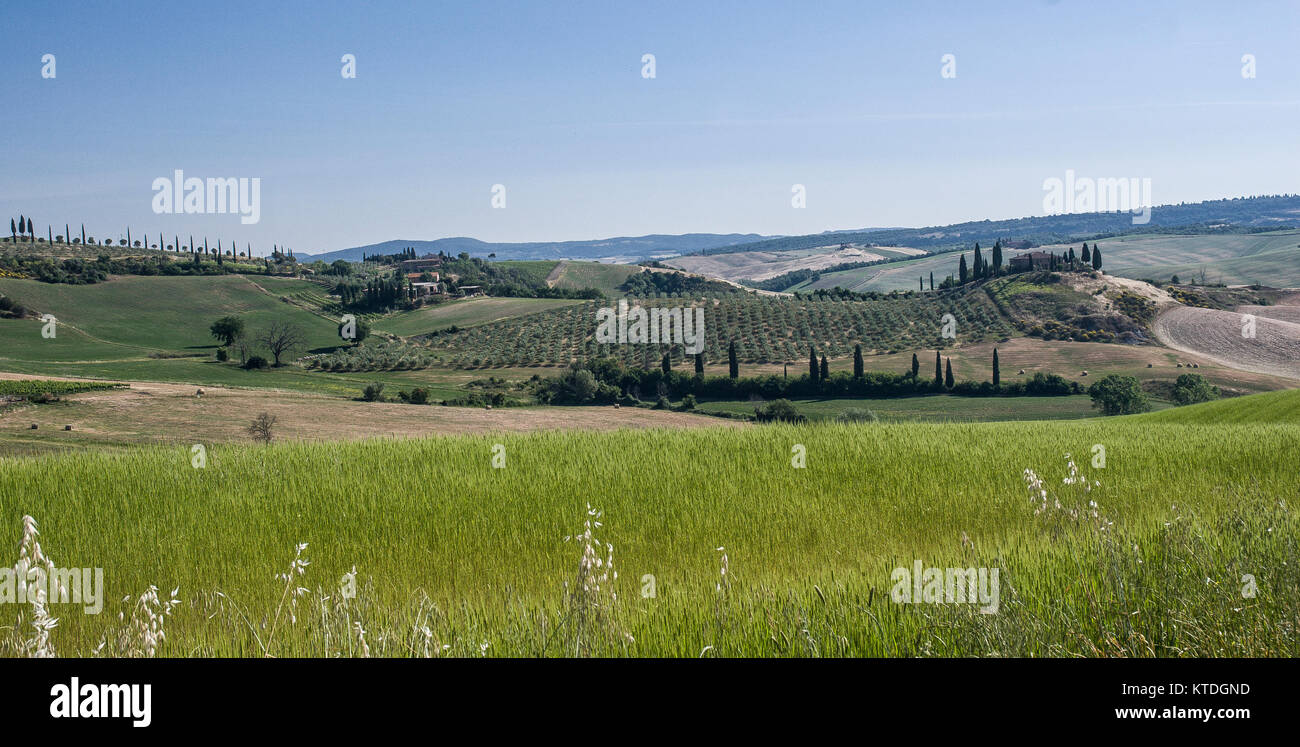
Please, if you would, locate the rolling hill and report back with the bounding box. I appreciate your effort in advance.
[304,233,771,263]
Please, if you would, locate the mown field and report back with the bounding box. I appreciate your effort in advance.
[375,297,584,337]
[2,390,1296,657]
[546,260,639,296]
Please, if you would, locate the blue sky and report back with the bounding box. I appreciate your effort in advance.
[1,0,1297,254]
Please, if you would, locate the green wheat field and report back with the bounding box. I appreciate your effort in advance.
[2,409,1296,657]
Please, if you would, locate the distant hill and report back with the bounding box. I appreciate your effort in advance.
[691,195,1300,257]
[303,233,773,263]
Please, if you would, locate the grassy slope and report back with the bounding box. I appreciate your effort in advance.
[547,261,639,296]
[1,420,1295,656]
[1134,387,1300,424]
[0,275,340,359]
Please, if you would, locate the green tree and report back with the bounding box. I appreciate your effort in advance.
[853,344,864,378]
[661,352,671,375]
[1088,374,1150,415]
[819,355,829,381]
[992,348,1000,387]
[992,240,1002,274]
[934,351,942,385]
[959,254,968,284]
[911,352,919,378]
[1172,373,1219,405]
[209,315,245,347]
[809,347,819,383]
[727,340,738,379]
[944,358,954,389]
[1081,243,1090,263]
[1091,245,1103,271]
[694,352,704,376]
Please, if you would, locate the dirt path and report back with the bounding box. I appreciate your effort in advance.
[544,260,568,287]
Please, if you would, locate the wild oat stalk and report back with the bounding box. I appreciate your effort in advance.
[16,515,62,658]
[265,542,311,656]
[97,586,181,657]
[560,504,628,656]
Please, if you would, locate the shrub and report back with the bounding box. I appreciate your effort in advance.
[243,356,269,370]
[215,348,229,362]
[362,382,385,402]
[754,398,806,424]
[836,407,879,423]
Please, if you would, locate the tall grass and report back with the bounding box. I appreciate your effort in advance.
[1,422,1296,656]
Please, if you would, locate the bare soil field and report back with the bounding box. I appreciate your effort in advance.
[1239,304,1300,325]
[1153,306,1300,380]
[0,376,741,455]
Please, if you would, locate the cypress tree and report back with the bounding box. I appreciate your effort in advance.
[81,224,86,245]
[929,272,934,290]
[944,358,954,389]
[661,352,671,375]
[9,218,14,240]
[992,240,1002,274]
[694,352,704,376]
[809,347,818,383]
[993,348,1000,387]
[819,355,829,381]
[959,254,968,284]
[911,352,919,378]
[1081,243,1091,263]
[973,243,983,279]
[1091,245,1103,271]
[853,344,864,378]
[934,351,942,385]
[728,340,738,379]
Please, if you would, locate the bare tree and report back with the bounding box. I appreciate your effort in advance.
[247,412,277,444]
[260,320,306,366]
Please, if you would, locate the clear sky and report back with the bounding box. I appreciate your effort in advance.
[2,0,1297,254]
